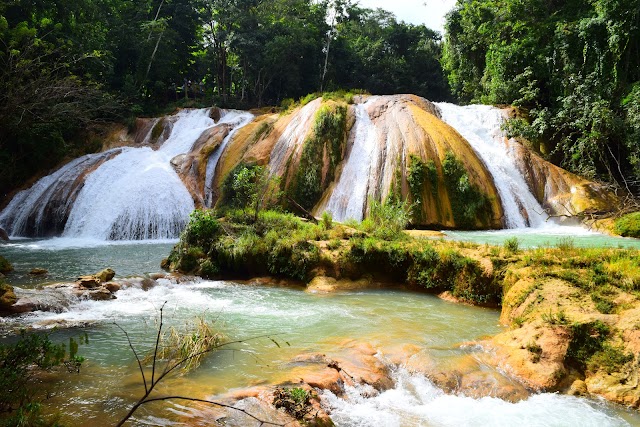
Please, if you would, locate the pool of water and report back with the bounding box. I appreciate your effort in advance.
[445,227,640,249]
[1,239,639,426]
[0,238,175,286]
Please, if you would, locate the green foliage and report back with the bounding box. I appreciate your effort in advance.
[504,237,520,254]
[183,210,221,251]
[0,256,13,274]
[614,212,640,238]
[220,164,282,218]
[0,330,83,423]
[321,211,333,230]
[442,0,640,193]
[566,321,610,370]
[366,198,412,241]
[587,344,634,375]
[289,104,347,210]
[273,387,312,419]
[442,152,492,228]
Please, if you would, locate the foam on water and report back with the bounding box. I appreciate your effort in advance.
[322,366,631,427]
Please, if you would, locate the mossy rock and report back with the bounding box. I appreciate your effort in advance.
[614,212,640,238]
[0,256,13,274]
[0,281,17,308]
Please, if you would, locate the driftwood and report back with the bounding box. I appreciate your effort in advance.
[285,195,318,224]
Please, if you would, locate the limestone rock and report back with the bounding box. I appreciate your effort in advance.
[77,276,101,288]
[0,227,8,241]
[104,282,121,293]
[29,268,48,276]
[94,268,115,282]
[0,282,17,309]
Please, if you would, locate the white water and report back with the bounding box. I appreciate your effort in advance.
[0,149,122,237]
[323,100,380,222]
[435,103,550,229]
[322,366,632,427]
[1,108,240,240]
[204,110,254,207]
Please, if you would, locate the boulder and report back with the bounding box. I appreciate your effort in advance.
[104,282,121,293]
[77,276,101,289]
[0,227,8,241]
[29,268,48,276]
[94,268,116,282]
[0,282,17,309]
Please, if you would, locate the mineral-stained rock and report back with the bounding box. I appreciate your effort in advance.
[94,268,116,282]
[77,276,101,289]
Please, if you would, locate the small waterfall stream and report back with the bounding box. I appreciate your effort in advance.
[204,110,254,207]
[323,100,380,222]
[435,103,550,228]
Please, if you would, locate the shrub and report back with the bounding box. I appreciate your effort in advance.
[442,151,492,228]
[504,237,520,254]
[587,344,634,374]
[321,211,333,230]
[566,321,610,370]
[614,212,640,238]
[0,255,13,274]
[183,210,221,251]
[367,198,412,240]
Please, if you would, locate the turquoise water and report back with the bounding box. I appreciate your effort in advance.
[445,227,640,249]
[1,239,639,426]
[0,238,174,286]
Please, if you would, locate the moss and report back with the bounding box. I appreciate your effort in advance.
[587,344,634,374]
[0,256,13,274]
[289,103,347,210]
[614,212,640,238]
[0,280,17,308]
[442,151,492,229]
[151,118,165,142]
[566,321,610,370]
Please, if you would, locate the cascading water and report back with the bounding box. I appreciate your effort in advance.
[0,108,235,240]
[322,99,380,222]
[0,149,123,237]
[268,99,321,175]
[435,103,550,228]
[204,110,254,207]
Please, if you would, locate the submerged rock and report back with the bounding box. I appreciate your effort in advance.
[29,268,48,276]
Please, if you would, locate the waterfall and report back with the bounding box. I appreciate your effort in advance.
[0,108,226,240]
[268,99,321,175]
[204,110,254,207]
[322,100,381,222]
[435,103,549,228]
[0,149,122,237]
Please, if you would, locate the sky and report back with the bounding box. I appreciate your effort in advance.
[356,0,457,34]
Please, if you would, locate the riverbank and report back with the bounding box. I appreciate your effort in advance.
[166,208,640,408]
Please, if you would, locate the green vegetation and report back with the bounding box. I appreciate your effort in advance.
[0,256,12,274]
[503,237,520,254]
[0,331,85,426]
[273,387,313,420]
[289,103,347,210]
[442,0,640,195]
[566,321,610,371]
[442,152,492,228]
[614,212,640,238]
